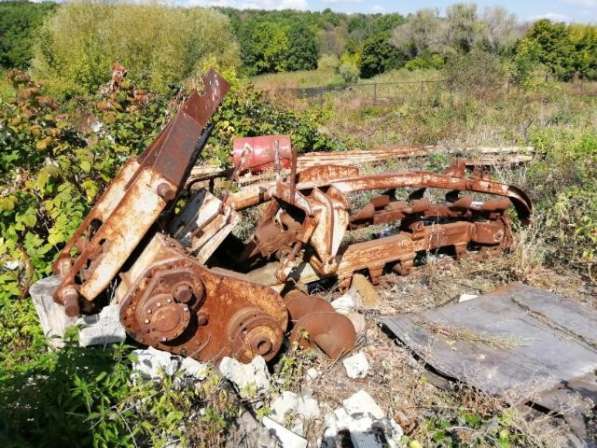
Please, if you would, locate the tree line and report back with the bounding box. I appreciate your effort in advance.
[0,0,595,95]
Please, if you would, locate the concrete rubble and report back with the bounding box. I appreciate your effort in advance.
[458,293,479,302]
[132,347,180,379]
[131,347,209,381]
[30,276,127,348]
[219,355,271,397]
[262,416,308,448]
[343,352,370,379]
[179,356,209,380]
[321,390,403,448]
[78,304,126,347]
[305,367,320,380]
[331,290,360,314]
[271,391,321,425]
[29,275,77,348]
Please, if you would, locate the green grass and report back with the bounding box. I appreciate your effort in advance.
[251,67,444,91]
[252,68,345,90]
[0,70,16,101]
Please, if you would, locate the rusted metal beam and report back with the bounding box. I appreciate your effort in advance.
[53,70,230,310]
[240,160,530,288]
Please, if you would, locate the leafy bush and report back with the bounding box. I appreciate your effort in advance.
[32,1,239,96]
[404,53,444,71]
[444,49,508,95]
[515,20,597,82]
[0,1,55,69]
[237,16,319,75]
[360,32,406,78]
[317,54,340,72]
[0,70,169,311]
[526,129,596,276]
[338,52,360,83]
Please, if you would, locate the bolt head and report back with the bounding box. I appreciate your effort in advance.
[157,183,176,201]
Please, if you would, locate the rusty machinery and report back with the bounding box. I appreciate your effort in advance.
[50,72,532,364]
[223,140,531,290]
[52,71,289,363]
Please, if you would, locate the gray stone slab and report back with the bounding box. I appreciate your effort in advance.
[31,276,126,348]
[29,275,77,348]
[78,303,126,347]
[380,284,597,404]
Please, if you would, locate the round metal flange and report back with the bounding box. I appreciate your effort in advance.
[136,293,191,342]
[226,306,284,363]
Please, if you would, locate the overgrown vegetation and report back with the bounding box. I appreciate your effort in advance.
[0,1,55,69]
[0,1,595,446]
[32,1,240,95]
[3,2,596,83]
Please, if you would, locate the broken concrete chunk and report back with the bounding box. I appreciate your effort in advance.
[342,352,370,379]
[78,304,126,347]
[262,416,308,448]
[351,273,380,307]
[347,312,367,337]
[271,391,320,425]
[219,355,270,396]
[271,391,299,423]
[459,293,479,302]
[179,356,209,380]
[322,390,403,448]
[305,367,319,380]
[132,347,180,379]
[30,275,77,348]
[343,390,384,420]
[331,290,359,314]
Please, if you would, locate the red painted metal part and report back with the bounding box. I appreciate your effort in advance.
[232,135,293,175]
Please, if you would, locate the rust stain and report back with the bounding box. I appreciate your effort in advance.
[285,290,356,359]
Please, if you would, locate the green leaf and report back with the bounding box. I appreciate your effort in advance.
[0,195,17,211]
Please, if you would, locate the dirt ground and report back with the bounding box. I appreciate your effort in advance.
[259,250,595,447]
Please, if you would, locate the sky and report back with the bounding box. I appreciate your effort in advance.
[174,0,597,23]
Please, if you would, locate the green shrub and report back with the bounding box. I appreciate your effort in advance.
[444,49,508,94]
[359,32,406,78]
[404,53,444,71]
[32,1,239,96]
[515,19,597,82]
[317,54,340,72]
[527,129,596,276]
[0,1,56,69]
[338,62,359,83]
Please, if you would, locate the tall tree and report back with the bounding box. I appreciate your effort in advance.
[515,19,576,80]
[286,22,319,71]
[0,1,56,69]
[360,32,405,78]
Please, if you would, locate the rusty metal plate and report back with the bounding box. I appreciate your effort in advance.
[52,70,229,310]
[380,284,597,401]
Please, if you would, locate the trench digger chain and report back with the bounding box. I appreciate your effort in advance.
[50,70,532,363]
